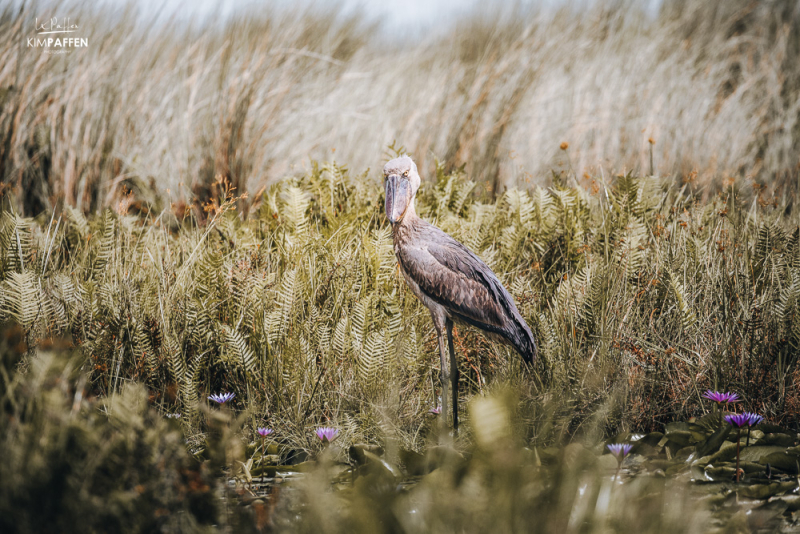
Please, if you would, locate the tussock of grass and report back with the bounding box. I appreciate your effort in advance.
[1,0,799,215]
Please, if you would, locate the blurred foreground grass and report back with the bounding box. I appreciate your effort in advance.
[0,328,715,533]
[6,328,800,533]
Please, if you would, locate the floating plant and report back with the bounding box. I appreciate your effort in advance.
[315,427,339,443]
[208,392,236,404]
[725,412,764,483]
[607,443,633,480]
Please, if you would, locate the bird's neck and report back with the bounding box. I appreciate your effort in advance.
[401,199,419,224]
[391,199,420,241]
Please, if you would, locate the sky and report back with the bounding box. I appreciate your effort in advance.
[127,0,540,32]
[12,0,664,33]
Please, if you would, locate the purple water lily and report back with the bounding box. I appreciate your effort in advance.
[315,427,339,443]
[702,390,741,404]
[724,413,750,428]
[607,443,633,461]
[725,411,764,483]
[743,412,764,426]
[257,427,273,438]
[208,392,236,404]
[607,443,633,481]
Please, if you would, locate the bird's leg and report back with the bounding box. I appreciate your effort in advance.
[446,319,459,433]
[435,321,450,432]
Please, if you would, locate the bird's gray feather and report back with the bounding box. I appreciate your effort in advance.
[394,216,537,363]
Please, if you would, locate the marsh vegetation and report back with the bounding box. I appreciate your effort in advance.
[1,0,800,532]
[3,158,800,531]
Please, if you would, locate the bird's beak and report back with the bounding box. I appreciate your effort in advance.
[385,174,410,224]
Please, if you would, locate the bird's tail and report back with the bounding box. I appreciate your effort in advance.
[520,334,538,365]
[512,323,538,365]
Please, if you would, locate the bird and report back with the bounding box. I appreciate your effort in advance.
[383,155,537,432]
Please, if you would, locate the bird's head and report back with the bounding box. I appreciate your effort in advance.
[383,155,420,224]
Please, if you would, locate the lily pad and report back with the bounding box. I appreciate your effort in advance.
[757,433,795,447]
[737,481,797,499]
[769,494,800,512]
[696,424,733,457]
[635,432,665,447]
[758,452,800,473]
[739,461,766,474]
[757,423,788,434]
[400,448,429,476]
[630,442,659,458]
[689,431,708,443]
[349,443,385,465]
[690,464,707,481]
[665,430,692,448]
[359,450,402,480]
[665,463,689,476]
[694,411,725,432]
[705,441,736,464]
[705,465,736,481]
[739,446,787,463]
[746,500,789,531]
[665,422,691,434]
[692,454,712,467]
[646,459,672,471]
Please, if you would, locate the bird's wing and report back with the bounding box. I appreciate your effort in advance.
[396,221,537,363]
[399,232,507,330]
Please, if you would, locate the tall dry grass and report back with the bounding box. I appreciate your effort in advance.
[0,0,798,216]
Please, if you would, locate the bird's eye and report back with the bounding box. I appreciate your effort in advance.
[403,171,409,177]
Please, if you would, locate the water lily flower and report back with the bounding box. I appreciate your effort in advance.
[257,428,273,438]
[315,427,339,443]
[702,390,741,404]
[744,412,764,426]
[742,412,764,448]
[607,443,633,462]
[725,412,764,483]
[607,443,633,481]
[208,392,235,404]
[724,413,751,428]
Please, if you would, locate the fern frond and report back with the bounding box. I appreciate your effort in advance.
[2,271,40,329]
[667,271,697,331]
[220,323,259,375]
[93,209,116,278]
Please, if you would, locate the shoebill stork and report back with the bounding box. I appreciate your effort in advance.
[383,155,537,432]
